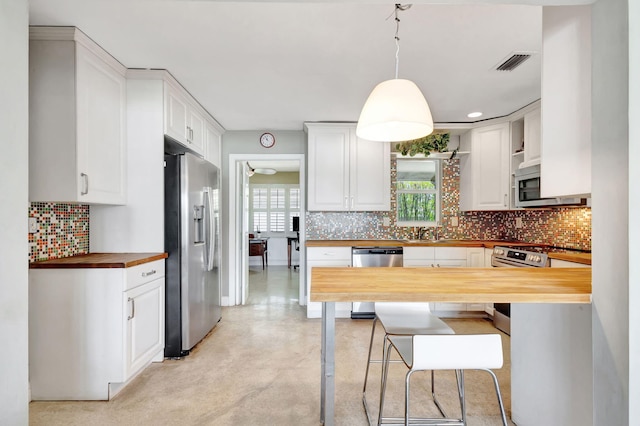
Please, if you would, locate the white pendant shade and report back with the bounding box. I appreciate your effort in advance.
[356,79,434,142]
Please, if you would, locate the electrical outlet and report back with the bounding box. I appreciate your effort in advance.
[515,217,523,228]
[28,217,38,234]
[450,216,459,227]
[382,217,390,227]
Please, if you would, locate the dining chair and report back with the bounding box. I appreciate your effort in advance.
[362,302,455,425]
[379,333,508,426]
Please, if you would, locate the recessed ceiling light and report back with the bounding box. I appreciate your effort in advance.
[467,112,483,118]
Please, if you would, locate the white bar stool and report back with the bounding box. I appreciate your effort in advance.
[362,302,455,425]
[380,334,508,426]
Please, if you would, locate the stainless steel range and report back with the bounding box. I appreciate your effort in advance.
[491,246,550,334]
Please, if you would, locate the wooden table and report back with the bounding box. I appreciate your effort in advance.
[287,236,299,268]
[310,266,592,425]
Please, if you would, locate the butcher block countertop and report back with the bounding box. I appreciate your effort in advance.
[310,267,592,304]
[305,239,591,265]
[30,253,168,269]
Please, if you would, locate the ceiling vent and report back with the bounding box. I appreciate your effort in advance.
[495,52,533,71]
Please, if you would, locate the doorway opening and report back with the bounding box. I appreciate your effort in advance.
[228,154,306,308]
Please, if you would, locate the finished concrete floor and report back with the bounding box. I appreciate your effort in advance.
[30,265,513,425]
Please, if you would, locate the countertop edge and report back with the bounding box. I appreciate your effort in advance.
[30,252,168,269]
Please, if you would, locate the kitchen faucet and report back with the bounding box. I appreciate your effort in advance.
[434,223,441,240]
[413,227,426,240]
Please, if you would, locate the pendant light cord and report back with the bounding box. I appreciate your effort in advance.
[392,4,412,79]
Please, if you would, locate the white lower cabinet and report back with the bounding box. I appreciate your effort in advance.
[306,247,352,318]
[29,260,165,400]
[403,247,487,316]
[124,277,164,379]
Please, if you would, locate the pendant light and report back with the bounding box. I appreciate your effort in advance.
[356,4,434,142]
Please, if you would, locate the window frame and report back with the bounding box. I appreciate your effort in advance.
[395,158,442,227]
[249,183,300,236]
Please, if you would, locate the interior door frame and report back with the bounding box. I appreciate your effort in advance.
[227,153,306,306]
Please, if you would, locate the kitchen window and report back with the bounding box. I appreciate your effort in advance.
[396,158,441,226]
[250,185,300,235]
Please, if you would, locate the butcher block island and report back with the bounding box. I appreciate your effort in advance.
[29,252,167,400]
[310,266,592,303]
[311,265,591,425]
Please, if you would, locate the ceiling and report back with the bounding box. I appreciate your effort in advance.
[27,0,558,133]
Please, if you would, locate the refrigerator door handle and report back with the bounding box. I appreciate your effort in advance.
[204,187,215,271]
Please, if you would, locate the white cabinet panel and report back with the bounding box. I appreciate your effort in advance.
[522,108,542,167]
[205,120,222,168]
[163,80,208,156]
[125,277,164,378]
[306,123,390,211]
[550,259,591,268]
[306,247,352,318]
[434,247,468,260]
[541,7,591,198]
[306,126,350,211]
[467,248,485,267]
[164,87,189,144]
[459,122,510,211]
[29,27,126,205]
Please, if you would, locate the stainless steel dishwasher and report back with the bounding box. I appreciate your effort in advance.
[351,247,403,319]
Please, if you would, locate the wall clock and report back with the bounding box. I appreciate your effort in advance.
[259,132,276,148]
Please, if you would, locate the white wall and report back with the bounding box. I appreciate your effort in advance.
[0,0,29,423]
[629,1,640,423]
[591,0,629,424]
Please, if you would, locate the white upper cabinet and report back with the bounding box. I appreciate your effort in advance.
[541,6,591,198]
[459,122,510,211]
[29,27,127,205]
[163,80,207,156]
[306,123,390,211]
[205,119,222,168]
[522,107,542,168]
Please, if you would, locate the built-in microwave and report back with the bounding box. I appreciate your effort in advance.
[514,164,586,208]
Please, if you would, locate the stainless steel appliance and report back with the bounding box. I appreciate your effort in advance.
[351,247,403,319]
[514,164,586,208]
[164,151,221,357]
[490,246,550,334]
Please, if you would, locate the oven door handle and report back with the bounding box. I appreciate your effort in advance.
[491,257,530,268]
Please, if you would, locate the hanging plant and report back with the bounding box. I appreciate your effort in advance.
[395,133,450,157]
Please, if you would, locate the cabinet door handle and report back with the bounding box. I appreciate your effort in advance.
[350,197,354,209]
[504,194,507,207]
[127,297,135,320]
[344,197,348,209]
[80,173,89,195]
[141,269,157,278]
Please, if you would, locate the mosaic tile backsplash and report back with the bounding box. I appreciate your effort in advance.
[29,202,90,262]
[306,158,591,251]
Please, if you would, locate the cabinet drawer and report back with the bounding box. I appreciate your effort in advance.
[434,247,467,260]
[403,246,435,260]
[306,247,352,262]
[125,260,165,291]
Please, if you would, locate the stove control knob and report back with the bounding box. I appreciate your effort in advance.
[495,249,504,255]
[533,255,541,263]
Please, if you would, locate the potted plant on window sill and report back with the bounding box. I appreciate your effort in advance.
[394,133,462,159]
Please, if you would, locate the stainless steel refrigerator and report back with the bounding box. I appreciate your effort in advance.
[164,151,221,358]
